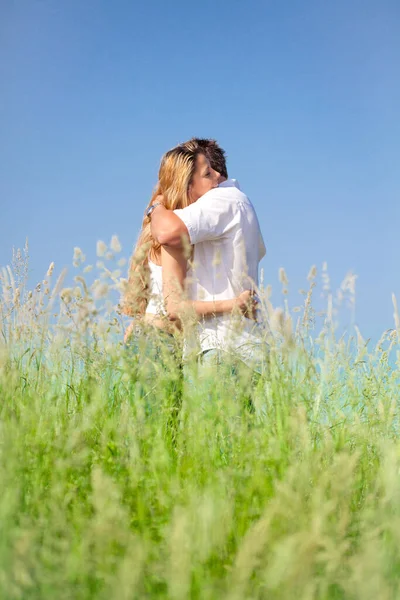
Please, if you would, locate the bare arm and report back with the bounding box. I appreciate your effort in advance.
[161,247,256,321]
[151,201,189,248]
[151,184,236,248]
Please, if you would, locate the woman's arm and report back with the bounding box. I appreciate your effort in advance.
[161,246,256,321]
[151,202,189,248]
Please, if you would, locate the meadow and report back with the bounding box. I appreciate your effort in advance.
[1,239,400,599]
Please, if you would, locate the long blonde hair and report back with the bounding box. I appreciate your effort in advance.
[123,143,203,316]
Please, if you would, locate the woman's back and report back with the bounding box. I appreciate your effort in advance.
[145,260,166,316]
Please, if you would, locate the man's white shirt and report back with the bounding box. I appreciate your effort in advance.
[174,179,266,364]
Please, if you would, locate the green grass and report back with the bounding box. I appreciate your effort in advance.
[1,246,400,599]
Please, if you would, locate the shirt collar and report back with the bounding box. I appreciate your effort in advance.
[219,178,241,190]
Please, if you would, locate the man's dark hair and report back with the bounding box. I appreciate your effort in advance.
[189,138,228,179]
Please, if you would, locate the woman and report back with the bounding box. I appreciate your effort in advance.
[122,143,255,345]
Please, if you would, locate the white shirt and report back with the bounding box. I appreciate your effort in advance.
[174,179,266,362]
[145,260,166,316]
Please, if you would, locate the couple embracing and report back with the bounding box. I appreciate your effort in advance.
[123,138,267,386]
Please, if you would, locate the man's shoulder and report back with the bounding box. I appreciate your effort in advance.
[201,179,249,203]
[219,178,241,190]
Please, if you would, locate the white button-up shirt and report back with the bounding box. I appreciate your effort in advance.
[174,179,266,363]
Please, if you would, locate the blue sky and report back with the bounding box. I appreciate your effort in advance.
[1,0,399,340]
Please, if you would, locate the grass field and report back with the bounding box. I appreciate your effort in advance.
[1,243,400,599]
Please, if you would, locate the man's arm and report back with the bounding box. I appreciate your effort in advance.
[151,204,189,248]
[161,246,258,322]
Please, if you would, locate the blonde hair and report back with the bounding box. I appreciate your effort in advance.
[123,143,203,316]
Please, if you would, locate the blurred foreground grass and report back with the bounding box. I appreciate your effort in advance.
[1,242,400,599]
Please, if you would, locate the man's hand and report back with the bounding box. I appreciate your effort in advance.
[235,290,259,320]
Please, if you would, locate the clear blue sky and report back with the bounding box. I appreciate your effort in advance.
[1,0,399,340]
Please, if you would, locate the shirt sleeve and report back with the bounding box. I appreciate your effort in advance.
[173,188,237,245]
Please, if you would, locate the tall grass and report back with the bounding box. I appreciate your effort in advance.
[1,239,400,599]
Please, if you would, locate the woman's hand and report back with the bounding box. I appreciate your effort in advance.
[145,195,165,221]
[235,290,259,320]
[153,194,165,206]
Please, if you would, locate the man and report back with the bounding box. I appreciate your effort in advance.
[150,138,267,373]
